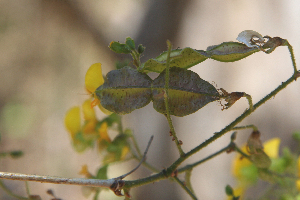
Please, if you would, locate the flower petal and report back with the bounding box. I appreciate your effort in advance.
[82,99,96,121]
[64,106,81,137]
[98,122,110,142]
[85,63,104,93]
[232,145,252,178]
[263,138,280,158]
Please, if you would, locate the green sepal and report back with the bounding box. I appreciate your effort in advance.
[109,41,131,54]
[152,67,220,116]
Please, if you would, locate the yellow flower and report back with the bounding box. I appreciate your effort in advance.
[233,138,281,178]
[297,156,300,191]
[82,99,96,121]
[79,164,93,178]
[65,100,105,152]
[263,138,280,159]
[120,146,130,160]
[85,63,112,115]
[85,63,104,94]
[97,122,111,151]
[232,146,252,179]
[230,138,281,199]
[64,106,81,139]
[98,122,110,143]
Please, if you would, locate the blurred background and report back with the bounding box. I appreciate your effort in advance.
[0,1,299,199]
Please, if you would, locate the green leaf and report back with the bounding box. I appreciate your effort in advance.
[142,48,208,73]
[96,165,108,180]
[225,185,234,196]
[109,41,131,54]
[125,37,135,50]
[95,67,152,114]
[152,67,220,116]
[206,42,260,62]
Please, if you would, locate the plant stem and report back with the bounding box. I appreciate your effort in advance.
[235,146,250,159]
[124,72,297,189]
[164,40,185,157]
[232,124,258,132]
[132,155,159,173]
[184,170,195,194]
[284,40,298,76]
[178,144,232,173]
[173,177,198,200]
[0,172,114,188]
[130,134,142,157]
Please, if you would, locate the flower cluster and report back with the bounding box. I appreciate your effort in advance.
[64,63,129,163]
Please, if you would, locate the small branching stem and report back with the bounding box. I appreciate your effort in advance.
[178,144,232,173]
[173,177,198,200]
[284,40,298,76]
[243,93,253,111]
[184,170,195,194]
[232,125,258,132]
[124,71,297,190]
[164,40,185,157]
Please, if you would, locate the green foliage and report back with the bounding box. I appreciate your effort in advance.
[2,30,299,200]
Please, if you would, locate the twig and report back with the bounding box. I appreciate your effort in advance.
[0,172,115,188]
[132,154,159,173]
[0,136,154,197]
[115,135,153,180]
[178,144,232,173]
[184,169,194,194]
[232,124,258,132]
[173,176,198,200]
[284,40,298,76]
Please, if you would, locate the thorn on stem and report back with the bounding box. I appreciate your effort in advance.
[171,169,178,177]
[178,140,183,145]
